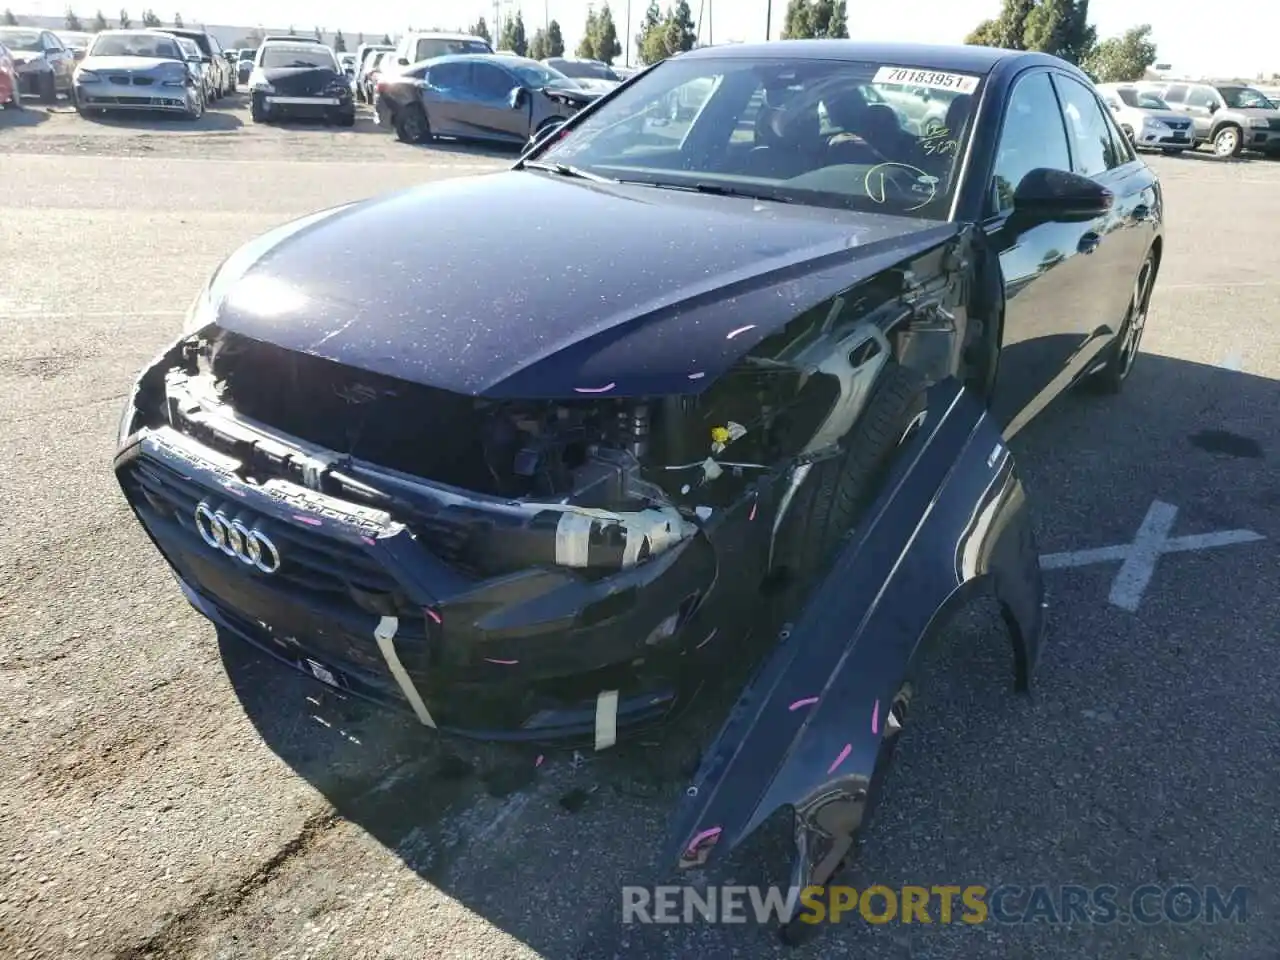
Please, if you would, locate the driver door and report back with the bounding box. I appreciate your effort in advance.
[466,61,529,142]
[984,69,1111,435]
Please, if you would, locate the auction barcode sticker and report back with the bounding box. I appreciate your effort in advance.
[872,66,980,94]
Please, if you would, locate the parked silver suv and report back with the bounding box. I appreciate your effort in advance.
[1139,79,1280,158]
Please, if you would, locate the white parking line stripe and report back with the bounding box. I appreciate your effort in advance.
[0,310,185,319]
[1160,280,1280,290]
[1039,499,1267,612]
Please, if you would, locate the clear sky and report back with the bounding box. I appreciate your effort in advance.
[21,0,1278,79]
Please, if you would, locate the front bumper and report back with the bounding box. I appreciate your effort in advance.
[76,80,195,111]
[115,419,724,744]
[16,64,49,93]
[258,92,352,117]
[1247,127,1280,152]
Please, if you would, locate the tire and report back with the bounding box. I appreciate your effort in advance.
[395,102,431,143]
[6,82,23,110]
[1212,124,1242,158]
[180,92,204,122]
[772,362,929,593]
[1161,147,1184,156]
[336,110,356,128]
[250,94,268,123]
[1087,250,1156,393]
[38,71,56,104]
[1120,123,1134,142]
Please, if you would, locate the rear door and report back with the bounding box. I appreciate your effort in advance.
[421,61,470,135]
[984,69,1106,433]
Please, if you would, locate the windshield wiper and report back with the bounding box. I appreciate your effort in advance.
[518,159,615,183]
[620,180,794,204]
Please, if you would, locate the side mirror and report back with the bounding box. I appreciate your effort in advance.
[1207,101,1220,113]
[1011,168,1113,226]
[508,85,527,109]
[397,57,409,66]
[200,55,211,64]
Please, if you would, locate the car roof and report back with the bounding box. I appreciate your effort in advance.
[422,53,536,67]
[679,39,1030,75]
[263,35,321,42]
[405,31,484,40]
[149,27,206,36]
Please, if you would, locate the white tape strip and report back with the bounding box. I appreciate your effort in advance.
[594,689,619,751]
[555,512,595,568]
[374,615,436,728]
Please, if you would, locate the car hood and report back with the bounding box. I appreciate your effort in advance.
[204,173,961,399]
[260,65,342,95]
[1139,108,1189,124]
[80,54,177,72]
[571,77,619,93]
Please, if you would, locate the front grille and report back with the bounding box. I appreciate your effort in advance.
[121,457,401,602]
[108,73,130,84]
[1269,117,1280,131]
[132,76,153,86]
[1166,119,1190,130]
[120,453,439,682]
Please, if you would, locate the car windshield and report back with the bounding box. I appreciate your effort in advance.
[1117,88,1169,109]
[177,38,200,60]
[415,37,491,61]
[538,57,981,218]
[90,33,182,59]
[260,46,336,70]
[238,48,255,61]
[507,59,573,88]
[58,32,92,48]
[549,58,618,81]
[1219,85,1273,109]
[0,29,42,52]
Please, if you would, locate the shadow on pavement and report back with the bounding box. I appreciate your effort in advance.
[0,102,50,127]
[76,107,244,131]
[220,351,1277,958]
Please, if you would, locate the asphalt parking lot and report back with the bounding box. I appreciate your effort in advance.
[2,94,1279,960]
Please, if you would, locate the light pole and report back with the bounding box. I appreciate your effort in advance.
[765,0,771,41]
[625,0,631,66]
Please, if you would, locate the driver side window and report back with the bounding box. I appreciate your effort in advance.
[989,71,1071,218]
[471,63,514,99]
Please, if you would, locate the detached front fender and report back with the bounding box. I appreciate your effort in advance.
[668,378,1045,897]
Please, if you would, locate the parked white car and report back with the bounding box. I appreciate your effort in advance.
[1095,82,1193,155]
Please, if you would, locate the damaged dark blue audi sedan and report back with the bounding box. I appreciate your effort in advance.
[115,40,1163,937]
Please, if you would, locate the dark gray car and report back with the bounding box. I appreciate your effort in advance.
[1140,79,1280,157]
[375,53,603,145]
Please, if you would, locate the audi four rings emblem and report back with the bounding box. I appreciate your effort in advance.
[194,502,281,573]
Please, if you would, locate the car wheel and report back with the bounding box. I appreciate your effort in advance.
[38,72,56,104]
[6,82,23,110]
[1088,251,1156,393]
[337,110,356,128]
[1120,123,1134,142]
[250,94,268,123]
[1213,124,1242,158]
[395,103,432,144]
[772,362,929,593]
[181,92,204,121]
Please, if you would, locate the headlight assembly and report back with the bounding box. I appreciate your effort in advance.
[1248,118,1269,129]
[75,69,101,83]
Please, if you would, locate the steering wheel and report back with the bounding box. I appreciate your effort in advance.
[863,162,938,212]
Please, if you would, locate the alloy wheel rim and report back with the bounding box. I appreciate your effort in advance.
[1216,130,1237,156]
[1119,263,1152,378]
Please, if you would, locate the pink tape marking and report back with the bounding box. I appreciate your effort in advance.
[535,754,545,767]
[485,658,519,665]
[827,743,852,775]
[871,699,880,735]
[748,500,758,522]
[424,608,443,625]
[725,324,756,340]
[574,382,616,394]
[788,696,819,711]
[293,515,322,527]
[685,826,722,854]
[361,535,376,545]
[687,372,706,380]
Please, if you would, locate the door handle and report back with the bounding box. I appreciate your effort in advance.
[1131,205,1151,222]
[1077,232,1101,255]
